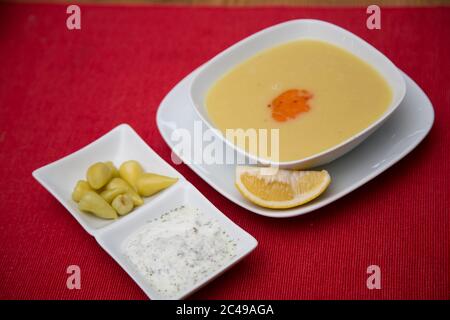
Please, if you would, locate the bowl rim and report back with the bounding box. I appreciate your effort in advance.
[189,19,407,167]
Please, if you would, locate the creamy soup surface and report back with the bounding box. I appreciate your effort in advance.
[205,39,393,162]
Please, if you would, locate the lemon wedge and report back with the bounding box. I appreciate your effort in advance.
[235,166,331,209]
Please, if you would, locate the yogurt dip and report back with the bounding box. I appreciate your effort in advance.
[123,205,237,298]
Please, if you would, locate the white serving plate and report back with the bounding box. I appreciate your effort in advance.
[156,69,434,218]
[33,124,257,299]
[190,19,407,169]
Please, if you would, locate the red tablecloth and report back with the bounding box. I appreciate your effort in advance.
[0,3,448,300]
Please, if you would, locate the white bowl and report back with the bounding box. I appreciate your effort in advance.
[190,19,406,169]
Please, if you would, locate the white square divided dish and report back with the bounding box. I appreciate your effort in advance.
[32,124,183,235]
[33,123,258,299]
[190,19,407,169]
[95,180,258,300]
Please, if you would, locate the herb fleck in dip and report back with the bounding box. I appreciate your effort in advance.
[124,206,237,298]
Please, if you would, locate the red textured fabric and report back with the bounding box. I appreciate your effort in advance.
[0,3,448,300]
